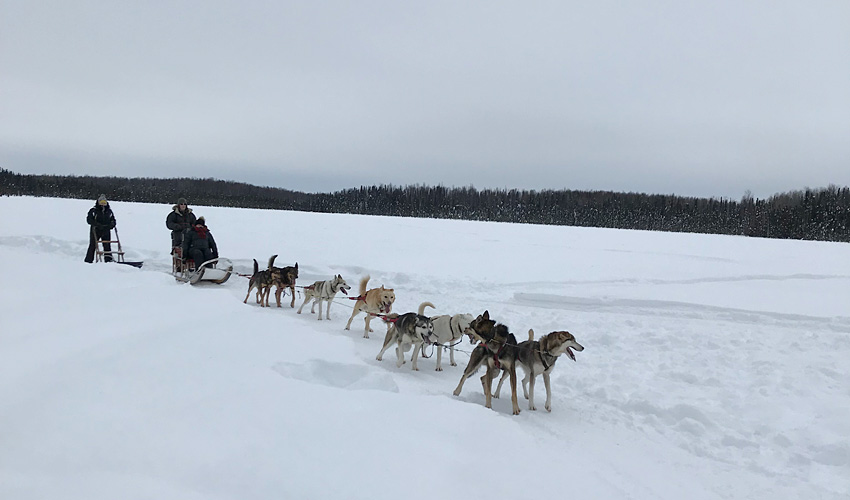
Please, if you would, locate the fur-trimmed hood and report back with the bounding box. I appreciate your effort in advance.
[172,205,193,214]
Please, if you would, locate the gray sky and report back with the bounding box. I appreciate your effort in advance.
[2,1,848,199]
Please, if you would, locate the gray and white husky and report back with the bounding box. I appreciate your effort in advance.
[297,274,351,320]
[376,302,435,370]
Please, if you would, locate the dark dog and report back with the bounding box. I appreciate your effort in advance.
[376,302,435,370]
[270,258,298,308]
[452,310,521,415]
[243,255,282,307]
[494,329,584,411]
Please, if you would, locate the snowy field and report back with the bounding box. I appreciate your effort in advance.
[1,195,848,500]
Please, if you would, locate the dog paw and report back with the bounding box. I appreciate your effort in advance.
[529,404,537,411]
[450,362,457,366]
[545,405,551,412]
[493,393,500,399]
[363,333,370,339]
[513,408,521,415]
[452,389,462,397]
[435,366,443,372]
[376,355,383,361]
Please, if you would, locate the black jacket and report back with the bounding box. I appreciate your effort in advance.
[87,204,116,230]
[166,205,196,245]
[182,224,218,258]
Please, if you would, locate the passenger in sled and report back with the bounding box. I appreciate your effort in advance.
[181,217,219,271]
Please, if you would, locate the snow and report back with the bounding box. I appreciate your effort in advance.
[1,195,849,500]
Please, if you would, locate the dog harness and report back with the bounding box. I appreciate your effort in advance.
[480,341,506,369]
[535,341,554,371]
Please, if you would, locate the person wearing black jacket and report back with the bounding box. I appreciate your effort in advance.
[181,217,218,268]
[165,197,197,249]
[85,194,117,263]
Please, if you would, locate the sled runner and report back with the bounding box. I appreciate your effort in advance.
[93,227,144,268]
[172,247,232,285]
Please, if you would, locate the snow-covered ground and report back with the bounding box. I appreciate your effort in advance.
[1,195,848,500]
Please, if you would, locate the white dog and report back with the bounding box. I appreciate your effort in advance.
[427,313,475,371]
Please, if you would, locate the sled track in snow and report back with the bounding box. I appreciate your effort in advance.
[514,292,850,332]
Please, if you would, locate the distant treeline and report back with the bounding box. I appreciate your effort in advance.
[2,168,849,242]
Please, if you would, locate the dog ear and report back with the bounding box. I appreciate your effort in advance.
[482,310,489,320]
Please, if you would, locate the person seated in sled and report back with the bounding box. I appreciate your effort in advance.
[181,217,218,270]
[85,194,117,263]
[166,197,197,251]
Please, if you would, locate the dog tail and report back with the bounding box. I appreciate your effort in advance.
[268,254,278,269]
[253,259,259,275]
[358,275,370,297]
[418,301,435,316]
[528,329,535,341]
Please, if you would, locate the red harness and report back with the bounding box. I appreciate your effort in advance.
[479,341,506,369]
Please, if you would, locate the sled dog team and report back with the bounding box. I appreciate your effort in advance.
[244,256,585,415]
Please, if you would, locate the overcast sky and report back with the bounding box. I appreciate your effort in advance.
[2,1,848,199]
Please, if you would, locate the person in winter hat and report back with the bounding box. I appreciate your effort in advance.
[84,194,117,263]
[181,216,219,268]
[165,197,196,249]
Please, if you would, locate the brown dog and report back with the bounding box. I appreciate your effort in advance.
[344,275,396,338]
[452,310,521,415]
[243,255,282,307]
[270,260,298,308]
[494,329,584,411]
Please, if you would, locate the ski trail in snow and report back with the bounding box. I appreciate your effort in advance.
[514,292,850,331]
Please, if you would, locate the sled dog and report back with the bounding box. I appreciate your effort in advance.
[270,258,298,308]
[297,274,351,320]
[243,255,282,307]
[344,275,396,338]
[452,310,522,415]
[428,313,475,371]
[376,302,435,370]
[494,329,584,412]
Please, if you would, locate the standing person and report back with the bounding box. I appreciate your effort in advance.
[85,194,117,263]
[181,217,218,269]
[165,197,196,250]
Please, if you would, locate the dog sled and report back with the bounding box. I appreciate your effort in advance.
[93,227,144,268]
[171,247,232,285]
